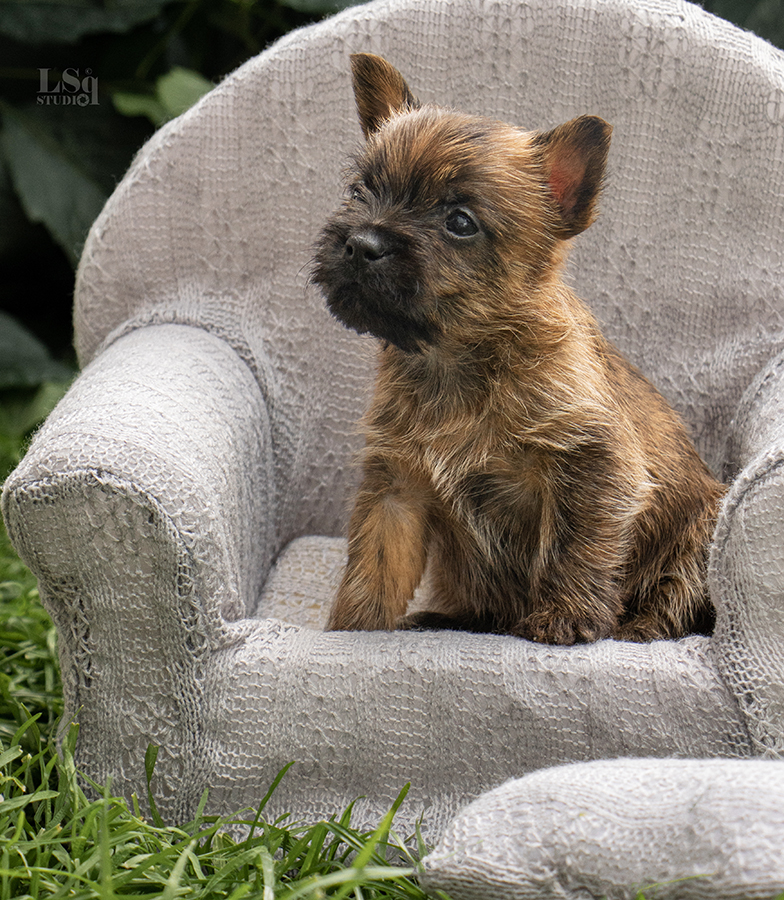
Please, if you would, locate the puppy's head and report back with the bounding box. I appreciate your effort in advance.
[312,53,611,353]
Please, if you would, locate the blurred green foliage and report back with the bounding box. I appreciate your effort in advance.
[0,0,355,380]
[704,0,784,51]
[0,0,781,392]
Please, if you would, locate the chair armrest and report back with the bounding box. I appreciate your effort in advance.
[421,758,784,900]
[1,323,273,819]
[710,347,784,755]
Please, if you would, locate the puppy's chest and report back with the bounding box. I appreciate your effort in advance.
[369,395,547,530]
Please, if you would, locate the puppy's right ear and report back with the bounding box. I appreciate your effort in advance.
[534,115,612,239]
[350,53,419,138]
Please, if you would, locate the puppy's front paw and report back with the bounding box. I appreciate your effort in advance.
[513,610,612,646]
[326,586,397,631]
[326,605,392,631]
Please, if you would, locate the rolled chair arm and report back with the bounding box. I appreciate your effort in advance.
[421,758,784,900]
[1,323,274,821]
[710,345,784,755]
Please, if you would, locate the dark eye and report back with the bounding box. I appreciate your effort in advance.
[349,183,367,202]
[445,208,479,238]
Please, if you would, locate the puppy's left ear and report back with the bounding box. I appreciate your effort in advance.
[534,115,612,239]
[350,53,420,138]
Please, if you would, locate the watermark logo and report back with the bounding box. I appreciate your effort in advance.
[38,68,98,106]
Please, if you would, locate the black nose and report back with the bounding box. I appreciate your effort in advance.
[344,230,390,266]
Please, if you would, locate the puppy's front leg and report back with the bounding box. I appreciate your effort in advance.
[327,457,433,631]
[514,445,633,645]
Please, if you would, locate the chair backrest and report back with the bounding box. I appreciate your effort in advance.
[75,0,784,526]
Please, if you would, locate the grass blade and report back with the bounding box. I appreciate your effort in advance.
[144,743,166,828]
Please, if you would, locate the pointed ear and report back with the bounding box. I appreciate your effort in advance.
[350,53,420,138]
[534,115,612,238]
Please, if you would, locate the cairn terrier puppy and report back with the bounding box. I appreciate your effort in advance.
[311,53,724,644]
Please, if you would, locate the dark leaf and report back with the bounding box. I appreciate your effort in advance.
[0,99,147,266]
[0,103,108,265]
[277,0,359,14]
[0,0,176,45]
[0,312,73,390]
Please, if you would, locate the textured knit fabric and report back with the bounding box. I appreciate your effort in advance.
[421,758,784,899]
[3,0,784,892]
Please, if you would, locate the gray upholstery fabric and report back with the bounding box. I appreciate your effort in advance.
[4,0,784,893]
[421,758,784,899]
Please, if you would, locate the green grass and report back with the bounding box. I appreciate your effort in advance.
[0,717,431,899]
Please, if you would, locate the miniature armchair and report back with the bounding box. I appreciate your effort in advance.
[4,0,784,895]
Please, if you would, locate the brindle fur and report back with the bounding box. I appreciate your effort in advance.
[311,53,724,644]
